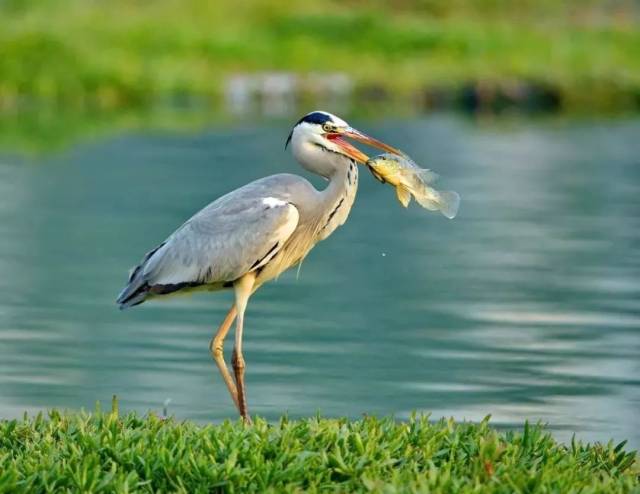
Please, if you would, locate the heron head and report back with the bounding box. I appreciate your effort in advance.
[286,110,401,178]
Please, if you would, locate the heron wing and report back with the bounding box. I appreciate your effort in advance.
[117,194,299,307]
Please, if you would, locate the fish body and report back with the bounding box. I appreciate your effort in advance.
[366,153,460,219]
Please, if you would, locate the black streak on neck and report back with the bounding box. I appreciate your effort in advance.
[322,197,345,232]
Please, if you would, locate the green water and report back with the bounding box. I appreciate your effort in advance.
[0,115,638,447]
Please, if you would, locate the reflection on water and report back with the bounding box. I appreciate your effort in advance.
[0,115,638,447]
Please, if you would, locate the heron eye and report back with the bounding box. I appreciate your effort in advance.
[322,123,333,133]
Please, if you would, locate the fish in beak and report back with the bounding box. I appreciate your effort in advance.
[327,126,403,164]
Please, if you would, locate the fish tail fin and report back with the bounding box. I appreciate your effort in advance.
[438,191,460,219]
[413,188,440,211]
[395,185,412,207]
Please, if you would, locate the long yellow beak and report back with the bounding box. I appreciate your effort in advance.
[328,127,403,164]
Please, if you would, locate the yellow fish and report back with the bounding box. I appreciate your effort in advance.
[367,153,460,219]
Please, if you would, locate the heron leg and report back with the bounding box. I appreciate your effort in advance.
[209,305,239,410]
[232,273,255,424]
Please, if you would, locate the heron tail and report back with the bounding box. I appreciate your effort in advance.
[116,281,149,310]
[116,242,167,309]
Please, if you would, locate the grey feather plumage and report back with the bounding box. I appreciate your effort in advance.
[116,173,333,309]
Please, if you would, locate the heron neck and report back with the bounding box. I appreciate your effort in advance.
[314,159,358,239]
[325,159,356,197]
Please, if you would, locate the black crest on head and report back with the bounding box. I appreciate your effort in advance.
[285,112,334,149]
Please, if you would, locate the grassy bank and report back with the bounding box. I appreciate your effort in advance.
[1,409,637,493]
[1,0,639,114]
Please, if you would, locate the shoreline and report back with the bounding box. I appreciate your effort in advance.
[2,99,639,153]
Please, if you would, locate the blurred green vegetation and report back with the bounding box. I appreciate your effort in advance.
[1,0,639,111]
[0,0,639,150]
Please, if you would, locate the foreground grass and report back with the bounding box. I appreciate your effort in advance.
[1,0,639,113]
[0,410,637,493]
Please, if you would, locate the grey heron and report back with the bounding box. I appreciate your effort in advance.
[116,111,401,422]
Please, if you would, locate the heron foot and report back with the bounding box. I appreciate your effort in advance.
[232,348,251,424]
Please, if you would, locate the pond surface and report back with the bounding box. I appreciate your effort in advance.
[0,115,638,447]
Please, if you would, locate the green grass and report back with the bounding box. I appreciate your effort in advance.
[1,0,639,113]
[1,407,638,493]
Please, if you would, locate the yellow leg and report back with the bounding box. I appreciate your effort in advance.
[209,305,239,411]
[232,273,255,424]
